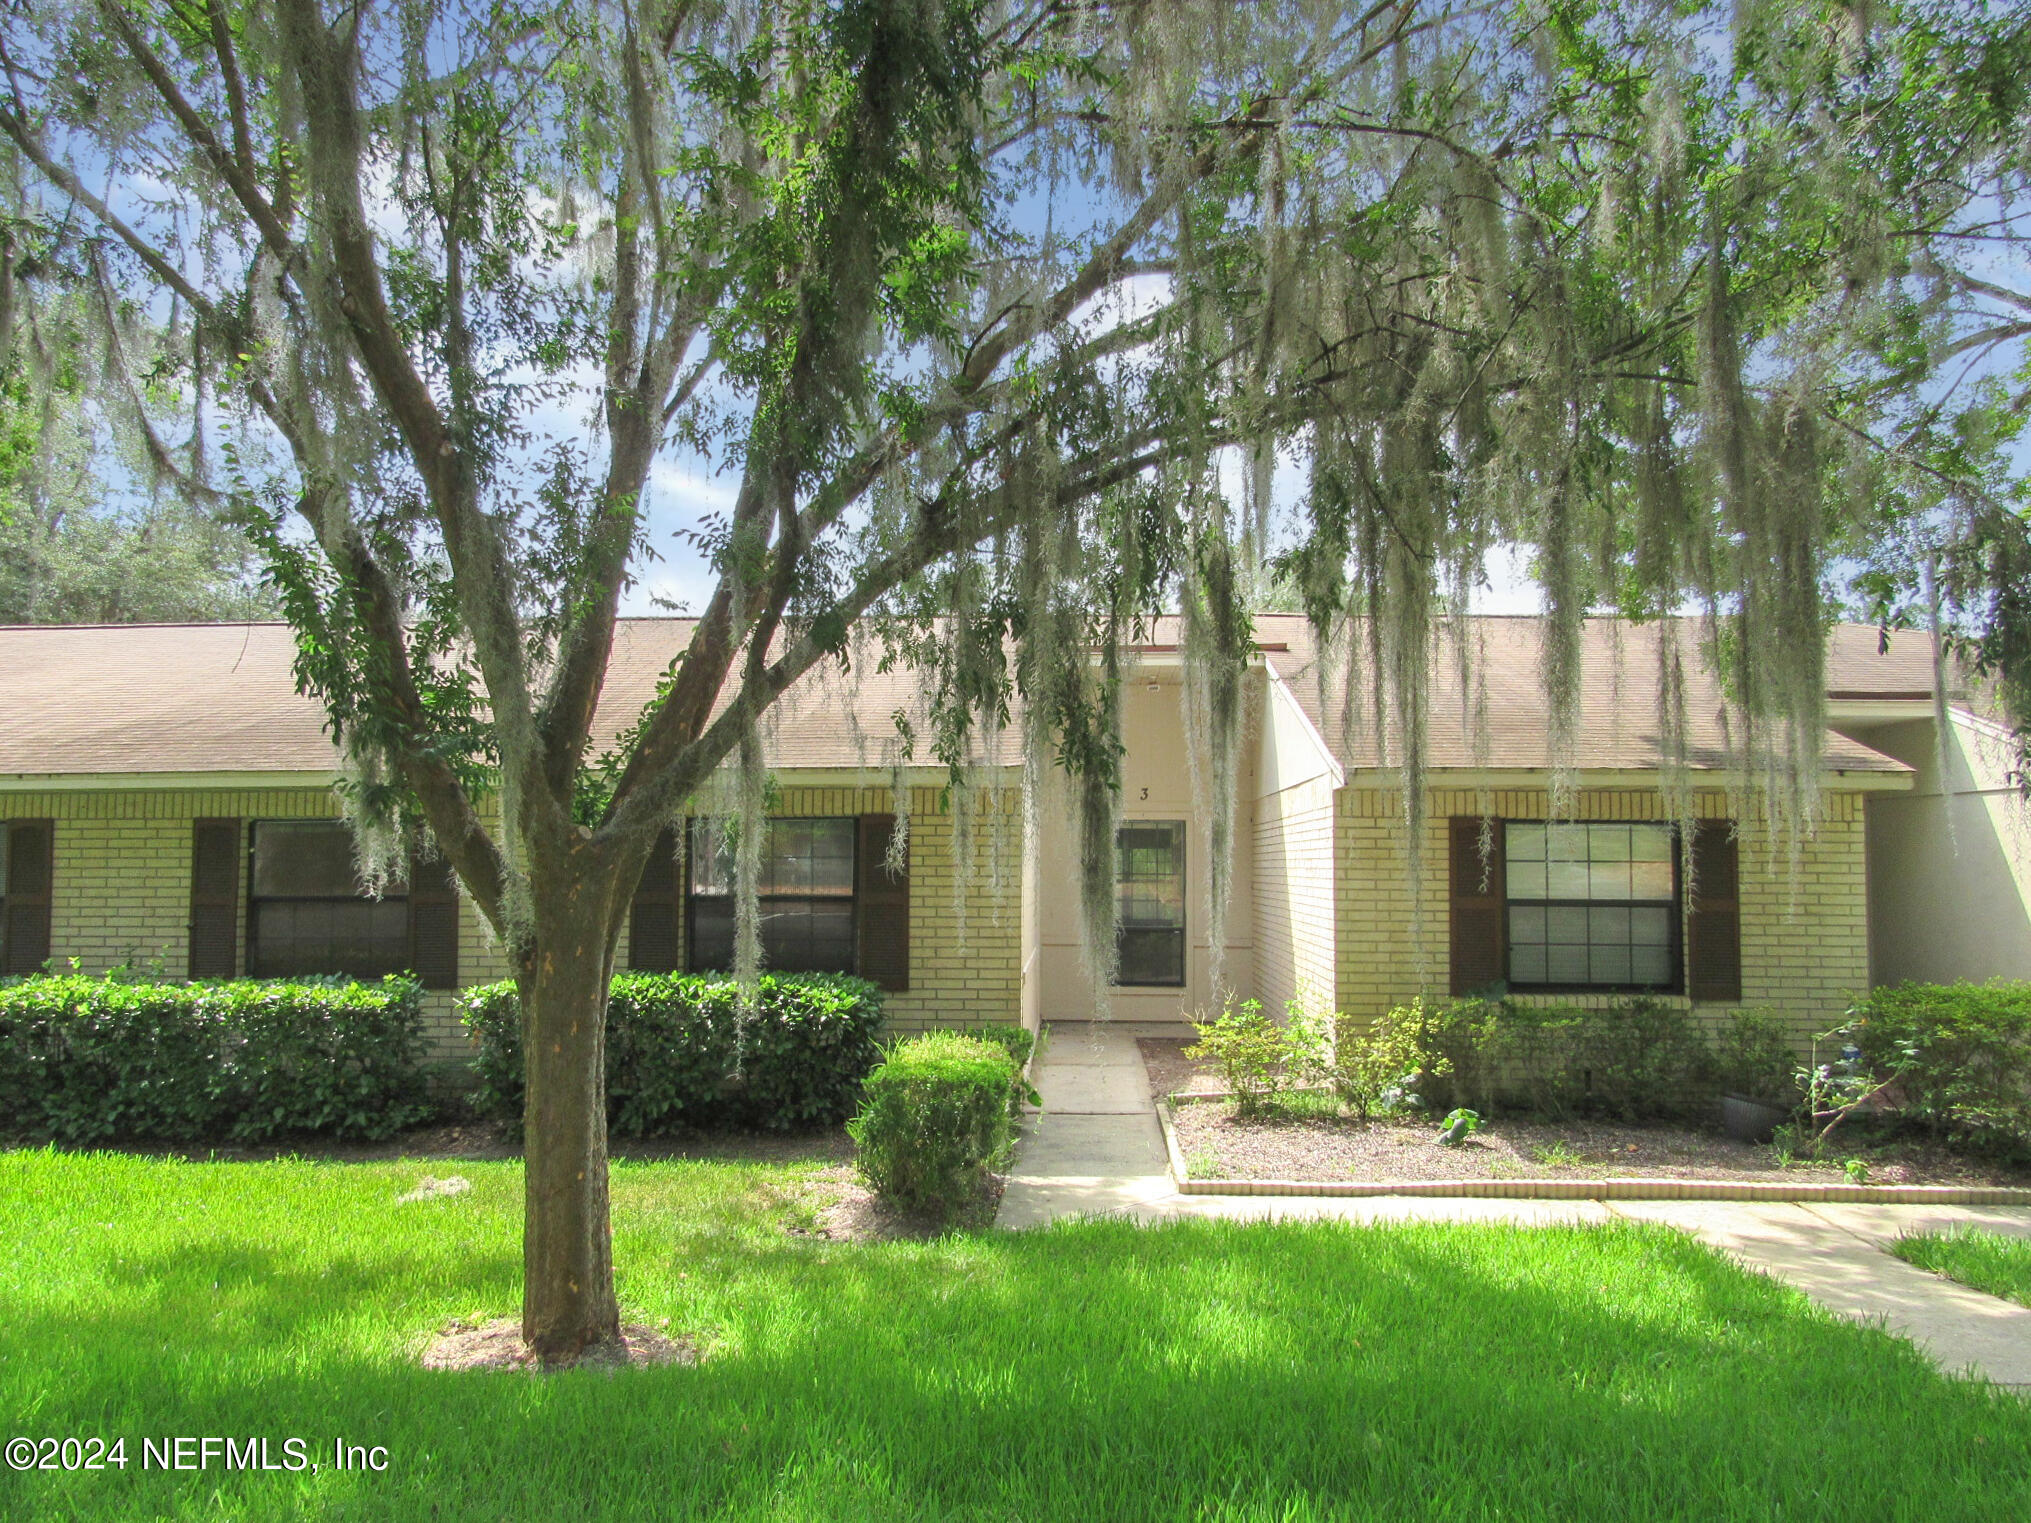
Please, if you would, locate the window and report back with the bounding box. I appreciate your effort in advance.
[1504,822,1678,991]
[1,819,54,976]
[247,821,411,979]
[688,817,857,974]
[1116,821,1186,987]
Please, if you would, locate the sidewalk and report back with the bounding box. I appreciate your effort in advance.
[998,1021,2031,1388]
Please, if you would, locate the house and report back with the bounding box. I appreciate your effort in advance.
[2,616,2024,1059]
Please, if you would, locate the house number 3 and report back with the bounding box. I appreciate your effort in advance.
[1139,787,1149,800]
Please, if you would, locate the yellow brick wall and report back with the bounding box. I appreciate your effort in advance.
[1251,775,1338,1021]
[0,787,513,1055]
[1,780,1023,1056]
[1333,786,1871,1044]
[733,785,1024,1032]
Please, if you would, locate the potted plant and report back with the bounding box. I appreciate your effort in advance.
[1715,1010,1800,1143]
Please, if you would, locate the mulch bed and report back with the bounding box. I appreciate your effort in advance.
[1141,1038,2031,1188]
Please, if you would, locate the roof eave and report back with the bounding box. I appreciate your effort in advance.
[0,770,343,792]
[1336,765,1916,793]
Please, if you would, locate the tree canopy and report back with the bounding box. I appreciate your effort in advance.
[0,307,275,622]
[2,0,2025,1355]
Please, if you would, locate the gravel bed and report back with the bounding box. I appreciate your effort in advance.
[1144,1038,2030,1187]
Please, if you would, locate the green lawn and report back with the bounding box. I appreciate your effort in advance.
[3,1151,2028,1521]
[1893,1226,2031,1308]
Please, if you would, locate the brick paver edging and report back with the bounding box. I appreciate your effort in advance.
[1155,1099,2031,1206]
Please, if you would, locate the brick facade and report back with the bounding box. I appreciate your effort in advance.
[1333,786,1872,1042]
[1251,774,1338,1022]
[0,781,1025,1057]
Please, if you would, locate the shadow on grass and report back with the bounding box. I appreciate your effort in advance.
[7,1203,2031,1521]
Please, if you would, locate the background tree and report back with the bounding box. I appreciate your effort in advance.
[0,302,274,621]
[1818,2,2031,792]
[1,0,2019,1358]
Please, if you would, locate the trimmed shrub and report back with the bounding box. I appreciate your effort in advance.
[461,971,884,1135]
[1415,998,1575,1116]
[0,974,433,1144]
[1716,1008,1803,1107]
[961,1022,1037,1073]
[848,1032,1017,1221]
[1569,998,1715,1121]
[1850,981,2031,1154]
[914,1023,1038,1119]
[1400,996,1713,1121]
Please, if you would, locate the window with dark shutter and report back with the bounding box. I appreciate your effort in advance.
[1447,816,1505,995]
[688,817,859,975]
[407,851,460,990]
[855,813,909,992]
[1503,822,1679,991]
[628,828,683,973]
[187,818,241,979]
[1686,820,1742,1003]
[246,820,410,979]
[2,819,54,975]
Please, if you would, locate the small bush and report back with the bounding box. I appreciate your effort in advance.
[1416,998,1571,1116]
[914,1023,1038,1119]
[1850,981,2031,1154]
[1185,999,1293,1116]
[1330,1003,1434,1121]
[848,1032,1017,1221]
[0,974,433,1144]
[920,1021,1035,1071]
[1716,1009,1803,1107]
[461,971,884,1135]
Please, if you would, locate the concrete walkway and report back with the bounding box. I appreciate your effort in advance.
[996,1021,1177,1229]
[998,1021,2031,1388]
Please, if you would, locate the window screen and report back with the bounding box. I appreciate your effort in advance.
[1504,822,1678,990]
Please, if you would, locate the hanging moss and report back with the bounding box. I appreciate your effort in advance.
[8,0,2001,1029]
[1180,529,1250,1002]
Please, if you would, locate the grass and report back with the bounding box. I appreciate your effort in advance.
[1531,1140,1586,1169]
[4,1150,2030,1522]
[1892,1226,2031,1307]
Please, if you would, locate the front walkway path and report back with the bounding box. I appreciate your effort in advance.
[997,1022,2031,1388]
[996,1022,1176,1229]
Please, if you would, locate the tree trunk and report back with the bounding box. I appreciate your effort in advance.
[519,912,621,1359]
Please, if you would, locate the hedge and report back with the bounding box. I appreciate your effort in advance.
[1411,996,1714,1121]
[1850,981,2031,1154]
[849,1031,1019,1221]
[461,970,884,1134]
[0,974,434,1144]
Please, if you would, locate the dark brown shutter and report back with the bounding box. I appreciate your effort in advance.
[1686,820,1742,1002]
[628,827,683,973]
[3,819,54,975]
[407,851,460,990]
[856,813,909,992]
[1448,816,1506,996]
[187,818,241,980]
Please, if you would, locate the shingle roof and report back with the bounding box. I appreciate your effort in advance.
[0,622,339,776]
[0,615,1925,779]
[1255,615,1927,775]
